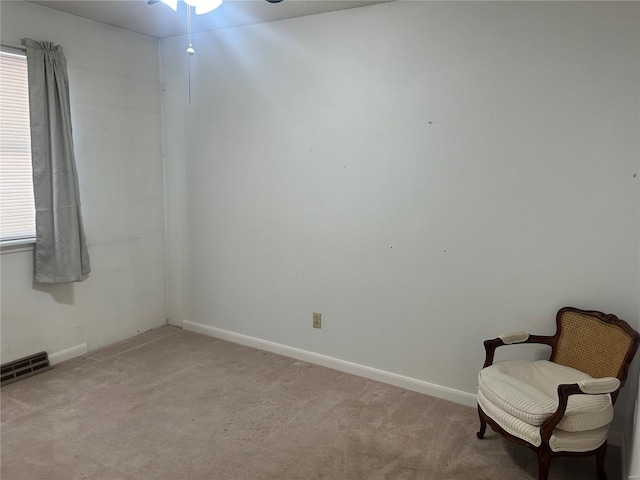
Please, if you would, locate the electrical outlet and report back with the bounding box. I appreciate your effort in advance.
[313,312,321,329]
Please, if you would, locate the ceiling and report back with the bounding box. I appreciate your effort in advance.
[27,0,389,39]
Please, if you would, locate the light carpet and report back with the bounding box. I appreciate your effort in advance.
[1,326,621,479]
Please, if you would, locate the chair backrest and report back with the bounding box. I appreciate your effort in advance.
[551,307,639,395]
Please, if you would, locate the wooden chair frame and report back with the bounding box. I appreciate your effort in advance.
[477,307,640,480]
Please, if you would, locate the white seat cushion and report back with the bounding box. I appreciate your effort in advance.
[478,360,613,432]
[477,389,609,452]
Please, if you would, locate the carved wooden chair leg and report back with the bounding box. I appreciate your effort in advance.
[476,407,487,439]
[537,448,553,480]
[596,441,607,480]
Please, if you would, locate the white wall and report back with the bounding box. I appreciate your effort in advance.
[630,19,640,470]
[162,0,639,435]
[629,368,640,478]
[0,1,167,362]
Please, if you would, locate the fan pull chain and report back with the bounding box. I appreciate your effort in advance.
[186,4,195,103]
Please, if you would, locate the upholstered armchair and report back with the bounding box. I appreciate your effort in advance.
[476,307,639,480]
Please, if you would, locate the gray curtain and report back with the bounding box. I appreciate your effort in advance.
[24,38,90,283]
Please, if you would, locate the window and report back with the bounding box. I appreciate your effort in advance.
[0,50,35,244]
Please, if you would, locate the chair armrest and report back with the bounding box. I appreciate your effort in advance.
[577,377,620,394]
[499,331,530,344]
[539,379,620,442]
[482,334,555,368]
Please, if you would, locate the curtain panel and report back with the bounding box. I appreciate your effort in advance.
[24,38,90,283]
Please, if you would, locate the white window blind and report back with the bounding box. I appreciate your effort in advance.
[0,50,35,243]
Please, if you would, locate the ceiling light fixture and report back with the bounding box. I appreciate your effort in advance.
[160,0,223,15]
[149,0,283,101]
[152,0,223,57]
[153,0,224,101]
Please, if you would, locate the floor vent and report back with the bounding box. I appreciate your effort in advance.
[1,352,51,386]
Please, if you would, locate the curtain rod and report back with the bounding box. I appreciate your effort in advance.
[1,42,27,52]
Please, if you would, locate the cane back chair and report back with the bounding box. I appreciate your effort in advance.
[476,307,639,480]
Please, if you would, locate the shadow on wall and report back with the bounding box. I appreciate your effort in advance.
[31,281,75,305]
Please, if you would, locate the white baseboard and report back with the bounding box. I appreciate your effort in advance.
[182,320,627,449]
[49,343,88,365]
[182,320,477,407]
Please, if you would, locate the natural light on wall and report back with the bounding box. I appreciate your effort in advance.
[0,50,35,244]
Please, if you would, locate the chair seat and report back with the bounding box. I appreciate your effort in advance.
[477,389,609,452]
[478,360,613,432]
